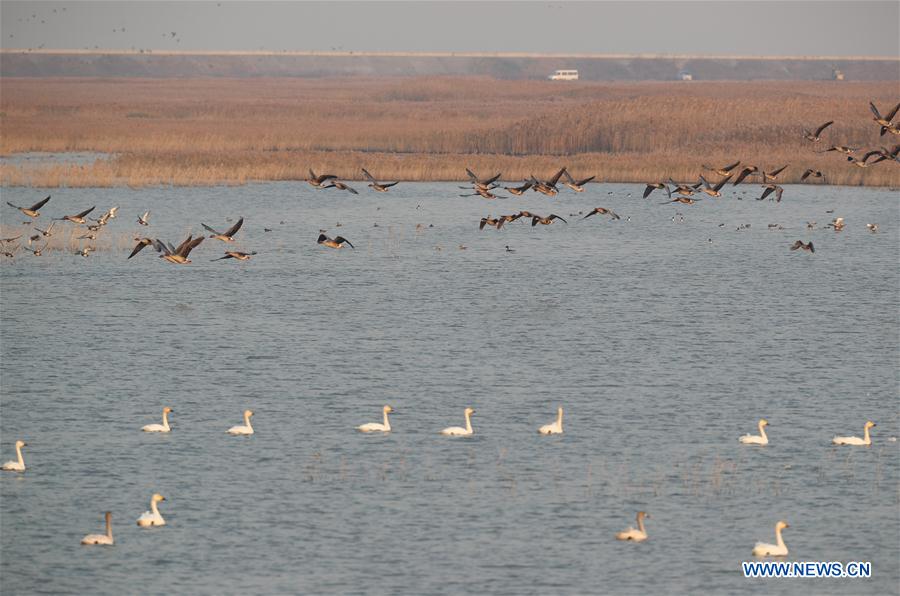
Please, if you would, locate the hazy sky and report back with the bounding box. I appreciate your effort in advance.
[2,1,899,57]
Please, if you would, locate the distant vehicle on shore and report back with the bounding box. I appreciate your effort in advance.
[549,69,579,81]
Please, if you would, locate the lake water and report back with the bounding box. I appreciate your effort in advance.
[1,182,898,595]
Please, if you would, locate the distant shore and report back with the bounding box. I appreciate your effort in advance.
[1,78,898,188]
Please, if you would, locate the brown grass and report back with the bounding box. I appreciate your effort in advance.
[1,77,898,187]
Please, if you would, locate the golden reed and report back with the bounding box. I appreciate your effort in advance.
[1,78,897,187]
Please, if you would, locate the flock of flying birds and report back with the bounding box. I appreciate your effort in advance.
[1,98,897,263]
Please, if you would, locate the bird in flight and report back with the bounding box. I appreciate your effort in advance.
[790,240,814,253]
[317,233,354,249]
[362,169,399,192]
[6,195,50,218]
[202,217,244,242]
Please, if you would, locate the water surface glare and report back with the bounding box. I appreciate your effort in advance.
[1,183,898,595]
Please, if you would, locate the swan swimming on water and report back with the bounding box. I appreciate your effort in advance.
[833,421,876,446]
[142,407,173,433]
[1,440,26,472]
[227,409,254,435]
[615,511,649,542]
[752,520,789,556]
[441,407,475,436]
[739,419,769,445]
[136,493,166,527]
[538,407,564,435]
[358,405,394,432]
[81,512,114,545]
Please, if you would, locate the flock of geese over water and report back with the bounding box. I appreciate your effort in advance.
[0,98,896,558]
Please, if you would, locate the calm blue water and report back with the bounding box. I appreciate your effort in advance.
[1,182,898,595]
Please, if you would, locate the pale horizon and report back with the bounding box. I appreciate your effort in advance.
[2,1,899,58]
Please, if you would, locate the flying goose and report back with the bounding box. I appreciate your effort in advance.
[57,205,96,224]
[322,180,359,194]
[866,223,878,233]
[461,187,506,199]
[128,237,156,259]
[825,217,844,231]
[531,214,567,226]
[800,169,825,182]
[732,166,759,186]
[821,145,856,155]
[760,165,788,182]
[803,121,833,142]
[498,213,522,224]
[307,169,338,187]
[465,168,502,187]
[701,161,741,177]
[202,217,244,242]
[154,234,204,264]
[2,245,19,258]
[667,178,701,196]
[0,235,22,244]
[23,243,46,256]
[582,207,620,220]
[78,247,94,257]
[869,101,900,129]
[503,181,533,195]
[317,233,353,249]
[562,170,596,192]
[479,216,504,230]
[33,222,55,237]
[662,196,701,205]
[699,174,732,197]
[530,168,567,195]
[861,145,900,164]
[137,211,151,226]
[212,251,257,261]
[846,155,869,168]
[790,240,814,252]
[758,184,784,202]
[643,182,671,199]
[361,169,399,192]
[6,195,50,218]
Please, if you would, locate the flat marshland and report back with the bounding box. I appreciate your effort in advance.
[1,77,898,187]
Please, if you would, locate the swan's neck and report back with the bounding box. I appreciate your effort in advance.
[758,422,767,441]
[15,444,24,466]
[464,411,472,433]
[775,526,785,549]
[863,426,871,444]
[151,499,160,516]
[637,515,645,534]
[557,408,563,428]
[162,410,170,430]
[105,516,113,538]
[382,410,391,431]
[244,413,253,430]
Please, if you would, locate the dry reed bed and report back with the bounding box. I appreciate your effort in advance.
[1,77,898,187]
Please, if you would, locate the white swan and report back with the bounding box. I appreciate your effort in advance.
[615,511,649,542]
[227,409,254,435]
[142,406,173,433]
[538,407,564,435]
[358,405,394,432]
[833,420,876,446]
[1,440,26,472]
[740,419,769,445]
[136,493,166,527]
[752,520,789,556]
[81,512,114,545]
[441,407,475,436]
